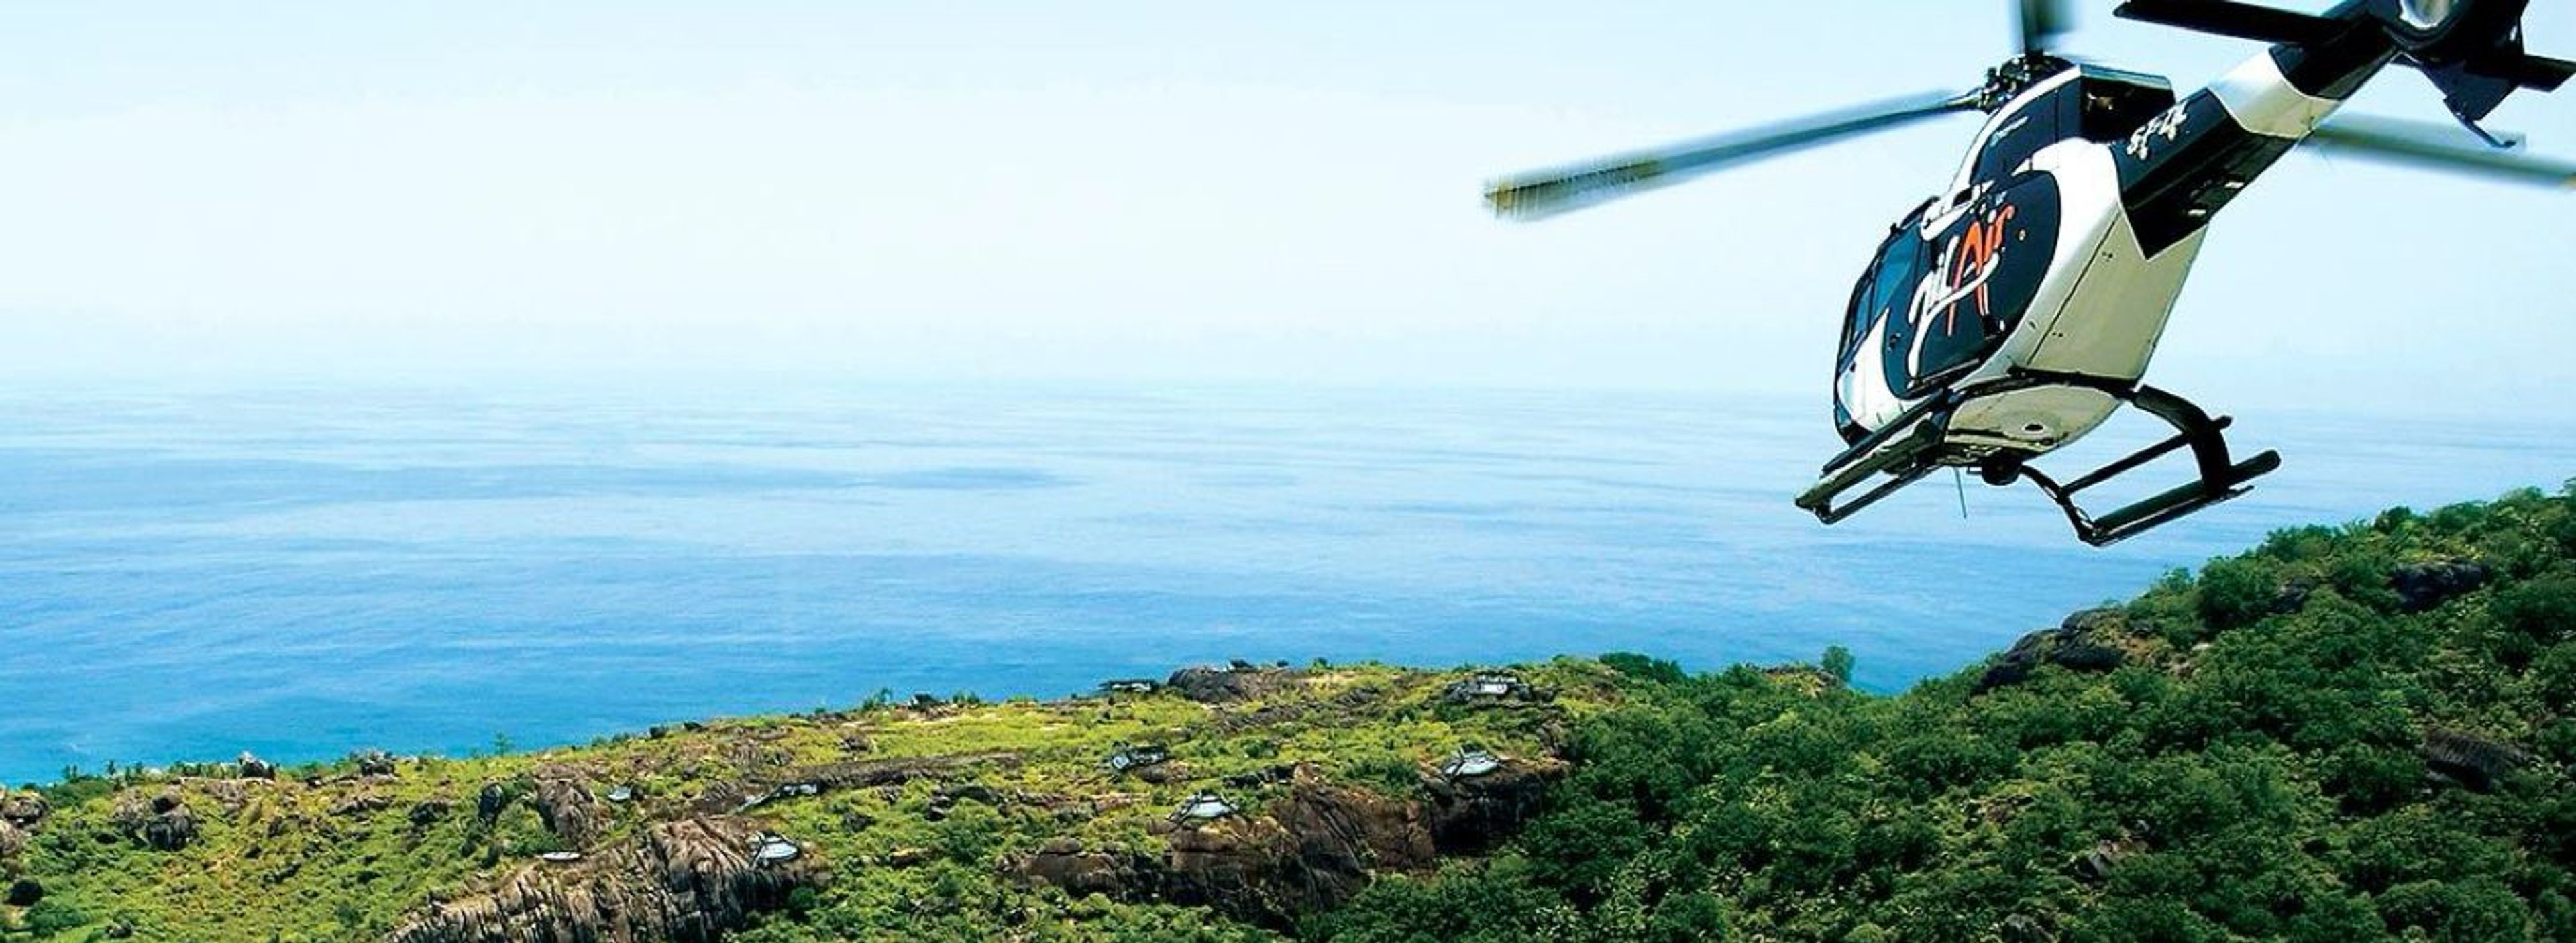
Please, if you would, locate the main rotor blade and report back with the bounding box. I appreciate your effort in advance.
[1485,90,1980,220]
[2304,115,2576,187]
[2019,0,2074,54]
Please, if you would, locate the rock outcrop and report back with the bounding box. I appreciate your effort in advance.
[1165,666,1300,704]
[1422,757,1564,855]
[531,768,604,848]
[409,799,452,828]
[113,791,198,852]
[1,793,48,830]
[354,750,399,777]
[1012,762,1563,928]
[0,820,24,860]
[1011,838,1155,899]
[2422,727,2531,791]
[331,793,393,818]
[1978,608,2134,694]
[2392,560,2490,612]
[755,753,1020,799]
[383,816,818,943]
[475,783,513,824]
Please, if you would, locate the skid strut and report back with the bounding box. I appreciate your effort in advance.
[1795,374,2281,546]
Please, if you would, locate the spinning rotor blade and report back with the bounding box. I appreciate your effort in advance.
[2019,0,2074,54]
[2304,115,2576,187]
[1485,90,1980,219]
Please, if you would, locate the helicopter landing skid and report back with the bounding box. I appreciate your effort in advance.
[1794,376,2281,546]
[2005,382,2281,547]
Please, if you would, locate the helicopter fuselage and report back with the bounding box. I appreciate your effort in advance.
[1487,0,2567,544]
[1830,44,2390,465]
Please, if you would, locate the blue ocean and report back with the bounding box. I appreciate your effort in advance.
[5,382,2571,785]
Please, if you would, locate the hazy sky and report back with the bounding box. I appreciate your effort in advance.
[1,1,2568,408]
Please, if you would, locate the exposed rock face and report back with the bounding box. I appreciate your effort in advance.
[1165,666,1299,704]
[1160,774,1436,926]
[383,816,819,943]
[1422,757,1564,855]
[531,769,604,848]
[2392,560,2490,613]
[238,752,277,779]
[1978,608,2133,694]
[1012,763,1563,929]
[2422,728,2532,791]
[0,821,24,860]
[1012,839,1155,899]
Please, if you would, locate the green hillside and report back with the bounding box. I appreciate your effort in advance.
[6,484,2574,942]
[1322,484,2576,942]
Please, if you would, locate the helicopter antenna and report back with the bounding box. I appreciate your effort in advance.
[1953,467,1970,519]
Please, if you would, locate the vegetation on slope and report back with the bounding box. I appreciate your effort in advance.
[1319,484,2576,942]
[5,484,2573,942]
[0,661,1617,942]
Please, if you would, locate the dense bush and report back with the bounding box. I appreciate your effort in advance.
[1318,484,2576,942]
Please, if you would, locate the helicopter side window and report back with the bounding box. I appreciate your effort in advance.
[1972,87,2065,182]
[2076,76,2176,142]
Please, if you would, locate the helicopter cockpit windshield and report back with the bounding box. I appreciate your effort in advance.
[1837,218,1928,373]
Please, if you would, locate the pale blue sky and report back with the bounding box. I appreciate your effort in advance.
[1,1,2567,409]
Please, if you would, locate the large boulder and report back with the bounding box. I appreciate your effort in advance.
[384,816,819,943]
[475,783,514,824]
[0,820,23,860]
[2392,560,2490,613]
[114,791,199,852]
[0,793,48,829]
[530,769,603,849]
[237,752,277,780]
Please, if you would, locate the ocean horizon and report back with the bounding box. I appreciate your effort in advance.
[5,380,2572,785]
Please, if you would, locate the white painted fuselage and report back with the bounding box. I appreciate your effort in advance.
[1835,52,2360,461]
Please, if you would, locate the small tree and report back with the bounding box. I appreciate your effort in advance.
[1821,645,1856,685]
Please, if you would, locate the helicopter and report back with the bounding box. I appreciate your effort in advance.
[1485,0,2575,546]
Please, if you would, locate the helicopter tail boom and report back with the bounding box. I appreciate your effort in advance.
[2119,0,2569,126]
